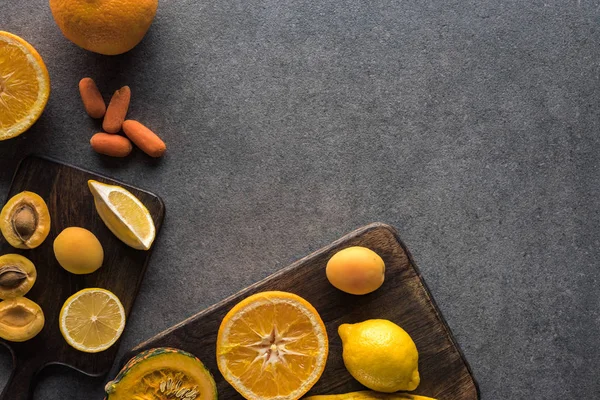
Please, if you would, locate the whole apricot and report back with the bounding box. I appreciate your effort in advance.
[326,246,385,295]
[54,227,104,274]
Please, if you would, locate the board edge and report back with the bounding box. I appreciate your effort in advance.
[388,226,481,400]
[0,154,167,379]
[125,222,480,399]
[128,223,389,353]
[21,154,166,220]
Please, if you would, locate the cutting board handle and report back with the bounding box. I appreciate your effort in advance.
[0,357,39,400]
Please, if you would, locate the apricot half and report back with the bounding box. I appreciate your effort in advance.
[326,246,385,295]
[0,191,51,249]
[0,297,45,342]
[54,227,104,274]
[0,254,37,299]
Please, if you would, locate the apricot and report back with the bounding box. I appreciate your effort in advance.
[0,254,37,299]
[0,191,51,249]
[54,227,104,274]
[326,246,385,295]
[0,297,45,342]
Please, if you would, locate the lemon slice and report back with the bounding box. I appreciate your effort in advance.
[59,288,125,353]
[0,31,50,141]
[88,180,156,250]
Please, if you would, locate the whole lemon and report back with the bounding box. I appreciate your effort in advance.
[49,0,158,55]
[339,319,420,393]
[54,227,104,274]
[326,246,385,295]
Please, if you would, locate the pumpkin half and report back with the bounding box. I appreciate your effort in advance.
[105,347,218,400]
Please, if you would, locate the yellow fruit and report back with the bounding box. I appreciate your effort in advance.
[88,180,156,250]
[216,291,328,400]
[0,191,51,249]
[304,392,436,400]
[0,297,45,342]
[0,32,50,141]
[49,0,158,55]
[339,320,420,393]
[59,288,125,353]
[105,348,218,400]
[326,247,385,295]
[54,227,104,274]
[0,254,37,299]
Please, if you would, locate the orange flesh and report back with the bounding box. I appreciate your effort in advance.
[0,40,39,128]
[218,292,328,399]
[107,352,217,400]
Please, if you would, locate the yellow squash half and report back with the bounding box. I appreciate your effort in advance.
[105,347,218,400]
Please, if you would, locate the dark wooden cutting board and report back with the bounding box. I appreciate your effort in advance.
[126,223,479,399]
[0,156,164,400]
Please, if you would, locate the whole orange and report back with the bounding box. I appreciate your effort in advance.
[49,0,158,55]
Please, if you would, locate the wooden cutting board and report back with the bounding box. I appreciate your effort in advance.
[0,156,164,400]
[126,223,479,399]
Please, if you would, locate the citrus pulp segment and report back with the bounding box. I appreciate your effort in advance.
[0,31,50,140]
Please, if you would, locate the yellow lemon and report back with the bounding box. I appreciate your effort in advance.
[0,32,50,140]
[304,392,436,400]
[88,180,156,250]
[59,288,125,353]
[49,0,158,55]
[339,319,420,393]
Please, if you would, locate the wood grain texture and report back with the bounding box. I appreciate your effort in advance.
[0,156,164,400]
[126,223,479,399]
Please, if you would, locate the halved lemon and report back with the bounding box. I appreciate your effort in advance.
[88,180,156,250]
[216,291,329,400]
[59,288,126,353]
[0,31,50,141]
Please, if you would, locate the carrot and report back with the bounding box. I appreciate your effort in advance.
[90,133,133,157]
[103,86,131,133]
[79,77,106,119]
[122,120,166,158]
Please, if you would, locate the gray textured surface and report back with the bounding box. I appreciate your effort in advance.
[1,0,599,398]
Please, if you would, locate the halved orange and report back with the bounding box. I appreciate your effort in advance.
[216,291,328,400]
[0,31,50,141]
